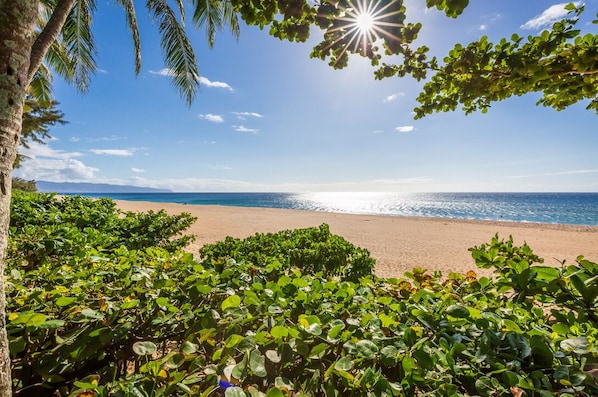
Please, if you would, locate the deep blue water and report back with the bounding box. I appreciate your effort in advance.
[70,192,598,226]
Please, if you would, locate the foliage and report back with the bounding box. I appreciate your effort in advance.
[11,178,37,193]
[8,191,196,271]
[5,193,598,396]
[16,98,67,168]
[198,223,376,281]
[408,5,598,118]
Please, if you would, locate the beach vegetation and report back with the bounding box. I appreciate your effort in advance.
[5,192,598,396]
[2,1,598,393]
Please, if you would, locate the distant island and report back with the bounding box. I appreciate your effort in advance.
[36,181,171,193]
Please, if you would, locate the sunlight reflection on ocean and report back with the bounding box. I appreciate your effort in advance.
[76,192,598,226]
[287,192,598,226]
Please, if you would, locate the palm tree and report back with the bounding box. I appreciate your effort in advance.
[0,1,239,394]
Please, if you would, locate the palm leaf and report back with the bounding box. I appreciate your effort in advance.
[115,0,142,74]
[60,0,98,92]
[28,65,54,105]
[192,0,240,47]
[146,0,200,105]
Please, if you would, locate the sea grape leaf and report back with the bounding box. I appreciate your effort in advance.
[55,296,77,307]
[225,334,245,348]
[334,357,354,371]
[355,340,379,359]
[249,349,267,378]
[222,295,242,311]
[446,304,470,318]
[560,337,590,355]
[133,341,157,356]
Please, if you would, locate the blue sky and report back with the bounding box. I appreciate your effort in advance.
[15,0,598,192]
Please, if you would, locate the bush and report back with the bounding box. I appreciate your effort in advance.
[198,223,376,281]
[5,193,598,396]
[11,177,37,192]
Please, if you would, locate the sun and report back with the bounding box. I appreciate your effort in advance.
[355,11,375,34]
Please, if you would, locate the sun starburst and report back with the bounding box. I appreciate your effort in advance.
[319,0,404,65]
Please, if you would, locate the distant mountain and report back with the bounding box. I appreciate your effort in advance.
[36,181,171,193]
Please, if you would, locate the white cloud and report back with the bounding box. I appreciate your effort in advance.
[521,2,580,30]
[396,125,414,133]
[199,113,224,123]
[14,144,98,182]
[372,130,384,134]
[233,125,258,133]
[131,167,145,173]
[479,24,488,31]
[15,158,99,181]
[90,149,134,156]
[199,76,234,91]
[383,92,404,103]
[70,137,80,142]
[233,111,264,120]
[149,68,234,91]
[20,141,82,160]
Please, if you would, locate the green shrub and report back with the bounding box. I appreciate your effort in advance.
[8,191,196,270]
[5,193,598,396]
[198,223,376,281]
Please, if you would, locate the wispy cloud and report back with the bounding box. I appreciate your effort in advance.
[383,92,404,103]
[547,169,598,176]
[199,76,234,91]
[199,113,224,123]
[372,130,384,134]
[149,68,234,91]
[20,141,82,160]
[90,149,134,156]
[507,169,598,179]
[521,2,580,30]
[148,68,174,76]
[131,167,145,173]
[208,165,232,171]
[479,24,488,31]
[396,125,414,133]
[233,111,264,120]
[233,125,258,133]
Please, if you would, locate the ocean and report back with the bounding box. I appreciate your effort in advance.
[72,192,598,227]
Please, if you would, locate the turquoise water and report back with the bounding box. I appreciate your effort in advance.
[72,192,598,226]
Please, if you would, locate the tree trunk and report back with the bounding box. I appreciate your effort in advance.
[0,1,38,395]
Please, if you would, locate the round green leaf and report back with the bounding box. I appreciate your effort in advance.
[55,296,77,307]
[266,349,281,363]
[225,334,245,348]
[355,339,379,359]
[561,337,590,355]
[446,304,470,318]
[133,341,157,356]
[334,356,354,371]
[222,295,241,311]
[270,326,289,339]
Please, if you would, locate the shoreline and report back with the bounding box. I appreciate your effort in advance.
[113,199,598,279]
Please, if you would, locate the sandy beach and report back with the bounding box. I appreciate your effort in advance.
[114,200,598,279]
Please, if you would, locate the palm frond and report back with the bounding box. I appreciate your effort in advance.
[192,0,240,47]
[61,0,97,92]
[146,0,200,105]
[175,0,185,25]
[27,64,54,106]
[115,0,142,74]
[45,39,74,82]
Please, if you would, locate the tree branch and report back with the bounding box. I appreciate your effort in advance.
[27,0,77,85]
